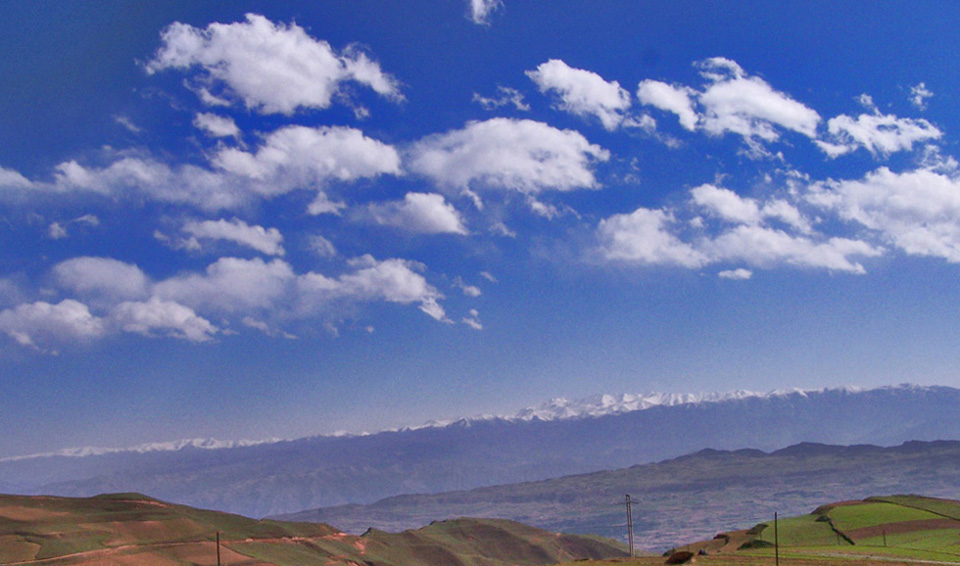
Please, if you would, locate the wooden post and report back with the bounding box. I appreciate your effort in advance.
[774,512,779,566]
[883,528,887,547]
[625,494,635,558]
[217,531,222,566]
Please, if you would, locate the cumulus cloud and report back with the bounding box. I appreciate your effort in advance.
[634,57,821,155]
[193,113,240,138]
[815,112,942,158]
[408,118,609,194]
[526,59,632,130]
[696,57,821,142]
[35,125,400,213]
[598,176,882,274]
[298,255,448,321]
[808,166,960,262]
[147,14,402,114]
[469,0,502,24]
[701,225,879,273]
[53,257,150,302]
[181,218,285,255]
[366,192,467,234]
[111,297,218,342]
[597,208,707,268]
[691,184,811,232]
[0,300,106,349]
[636,80,698,130]
[155,256,295,314]
[212,125,402,211]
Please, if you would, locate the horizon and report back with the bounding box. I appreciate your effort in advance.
[0,382,940,461]
[2,2,960,459]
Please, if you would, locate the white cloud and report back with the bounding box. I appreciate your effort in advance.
[47,214,100,240]
[408,118,609,194]
[910,82,933,111]
[597,208,707,267]
[690,184,762,225]
[0,166,34,190]
[462,309,483,330]
[469,0,502,24]
[0,299,106,349]
[307,234,337,259]
[702,225,879,273]
[113,115,142,134]
[719,268,752,280]
[42,125,400,213]
[636,80,698,130]
[453,277,482,297]
[111,297,218,342]
[193,113,240,138]
[526,59,632,131]
[473,86,529,111]
[816,112,942,158]
[182,218,285,256]
[154,256,295,314]
[212,125,402,209]
[366,192,467,234]
[297,255,448,321]
[147,14,402,114]
[47,222,67,239]
[53,257,150,302]
[690,183,811,233]
[809,166,960,262]
[697,58,821,142]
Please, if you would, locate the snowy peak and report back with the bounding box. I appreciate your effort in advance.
[0,437,281,463]
[506,384,904,423]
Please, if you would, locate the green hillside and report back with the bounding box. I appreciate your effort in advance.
[673,495,960,564]
[0,492,626,566]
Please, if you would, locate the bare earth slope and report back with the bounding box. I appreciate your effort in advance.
[0,493,626,566]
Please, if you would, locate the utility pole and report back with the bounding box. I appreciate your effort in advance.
[625,494,635,558]
[774,513,779,566]
[217,531,222,566]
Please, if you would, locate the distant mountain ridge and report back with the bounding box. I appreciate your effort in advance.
[1,383,958,519]
[3,384,879,462]
[276,440,960,551]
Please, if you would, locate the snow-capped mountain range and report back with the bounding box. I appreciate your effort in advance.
[0,383,957,519]
[1,384,899,462]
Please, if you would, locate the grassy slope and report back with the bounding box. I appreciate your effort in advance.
[0,493,626,566]
[560,496,960,566]
[669,495,960,564]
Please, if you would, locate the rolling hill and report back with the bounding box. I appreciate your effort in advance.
[3,384,960,519]
[0,492,627,566]
[675,494,960,563]
[276,440,960,551]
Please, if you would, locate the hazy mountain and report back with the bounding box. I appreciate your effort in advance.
[277,441,960,551]
[2,384,958,519]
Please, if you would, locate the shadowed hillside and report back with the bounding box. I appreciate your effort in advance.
[277,441,960,551]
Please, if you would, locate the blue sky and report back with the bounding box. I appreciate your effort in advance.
[2,1,960,458]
